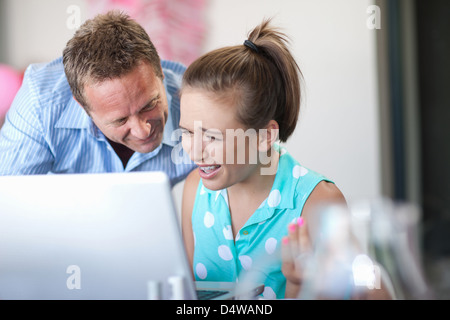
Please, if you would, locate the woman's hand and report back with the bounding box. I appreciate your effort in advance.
[281,213,394,300]
[281,217,312,298]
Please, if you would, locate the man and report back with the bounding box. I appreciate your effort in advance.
[0,11,195,186]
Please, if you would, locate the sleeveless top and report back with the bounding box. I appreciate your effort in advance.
[191,145,333,299]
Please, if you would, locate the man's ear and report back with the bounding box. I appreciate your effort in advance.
[258,120,279,152]
[73,96,83,107]
[158,65,165,80]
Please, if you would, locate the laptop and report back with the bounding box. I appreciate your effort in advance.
[0,172,263,300]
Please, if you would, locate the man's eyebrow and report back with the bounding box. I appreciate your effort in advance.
[150,93,161,103]
[110,115,127,125]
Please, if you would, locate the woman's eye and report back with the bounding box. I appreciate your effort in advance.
[181,130,193,137]
[205,135,222,142]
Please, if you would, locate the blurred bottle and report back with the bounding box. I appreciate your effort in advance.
[297,204,365,299]
[297,199,433,300]
[236,198,433,300]
[355,199,433,299]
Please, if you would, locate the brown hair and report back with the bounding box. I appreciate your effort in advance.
[182,18,303,142]
[63,11,162,110]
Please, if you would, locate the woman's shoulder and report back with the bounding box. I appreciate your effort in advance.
[277,147,330,186]
[277,147,345,205]
[308,180,346,204]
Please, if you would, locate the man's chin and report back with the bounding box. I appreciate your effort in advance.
[130,137,163,154]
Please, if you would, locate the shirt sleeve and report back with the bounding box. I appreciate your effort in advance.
[0,67,54,175]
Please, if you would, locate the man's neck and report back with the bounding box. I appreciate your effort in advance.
[106,138,135,169]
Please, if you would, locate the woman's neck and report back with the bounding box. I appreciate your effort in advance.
[227,148,280,205]
[226,148,280,236]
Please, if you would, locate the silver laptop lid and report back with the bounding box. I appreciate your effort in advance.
[0,172,196,300]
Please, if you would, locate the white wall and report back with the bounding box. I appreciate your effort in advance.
[178,0,382,207]
[2,0,382,211]
[3,0,88,69]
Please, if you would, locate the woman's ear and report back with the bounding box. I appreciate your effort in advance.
[258,120,279,152]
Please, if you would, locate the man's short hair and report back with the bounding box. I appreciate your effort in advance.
[63,11,162,110]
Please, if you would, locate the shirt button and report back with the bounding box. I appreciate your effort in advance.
[242,230,249,235]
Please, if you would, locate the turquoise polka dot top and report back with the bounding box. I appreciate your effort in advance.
[191,145,333,299]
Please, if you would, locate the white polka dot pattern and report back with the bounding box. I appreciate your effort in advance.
[265,237,277,255]
[196,263,207,280]
[191,146,331,299]
[267,190,281,207]
[218,245,233,261]
[203,211,214,228]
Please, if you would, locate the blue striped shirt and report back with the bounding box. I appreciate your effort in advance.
[0,57,195,186]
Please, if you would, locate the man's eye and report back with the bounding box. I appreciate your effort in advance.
[116,118,127,125]
[143,101,158,112]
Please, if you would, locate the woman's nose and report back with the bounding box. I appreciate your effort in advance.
[191,136,204,162]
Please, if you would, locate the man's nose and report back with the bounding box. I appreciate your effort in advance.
[130,117,151,140]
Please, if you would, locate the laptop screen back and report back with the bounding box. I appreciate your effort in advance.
[0,172,196,300]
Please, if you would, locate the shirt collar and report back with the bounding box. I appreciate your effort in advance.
[55,97,91,130]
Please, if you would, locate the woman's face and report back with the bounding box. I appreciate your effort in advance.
[179,88,262,191]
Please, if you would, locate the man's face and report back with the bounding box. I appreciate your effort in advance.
[83,61,168,154]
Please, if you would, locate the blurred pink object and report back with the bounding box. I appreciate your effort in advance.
[88,0,207,66]
[0,64,23,118]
